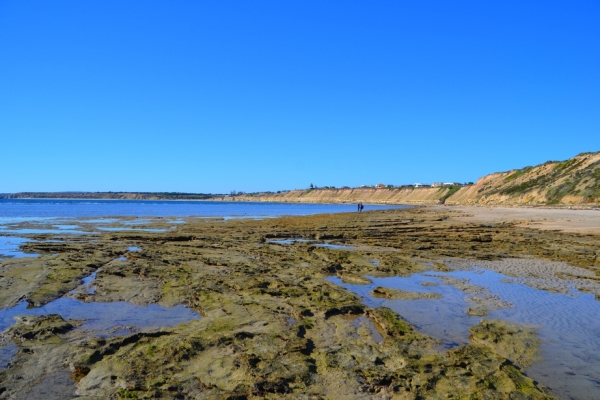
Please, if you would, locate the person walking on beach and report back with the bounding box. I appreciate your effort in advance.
[360,203,364,212]
[358,203,361,212]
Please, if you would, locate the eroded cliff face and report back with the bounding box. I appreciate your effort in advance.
[226,187,454,205]
[446,151,600,206]
[225,151,600,207]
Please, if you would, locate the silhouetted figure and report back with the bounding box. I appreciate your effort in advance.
[357,203,361,212]
[360,203,364,212]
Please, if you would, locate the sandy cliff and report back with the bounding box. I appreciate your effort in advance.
[446,151,600,206]
[3,152,598,207]
[224,151,600,206]
[222,186,455,205]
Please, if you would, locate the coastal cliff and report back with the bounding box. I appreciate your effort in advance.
[222,151,600,206]
[447,151,600,206]
[2,151,598,206]
[219,186,455,205]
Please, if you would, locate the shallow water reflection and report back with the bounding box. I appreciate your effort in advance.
[0,228,91,235]
[15,369,78,400]
[329,269,600,399]
[316,243,355,250]
[0,342,17,369]
[0,236,38,259]
[0,299,201,337]
[267,239,355,250]
[97,227,168,232]
[268,238,313,245]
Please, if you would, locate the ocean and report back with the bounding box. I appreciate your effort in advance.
[0,199,405,220]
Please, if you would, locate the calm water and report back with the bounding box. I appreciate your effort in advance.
[329,269,600,400]
[0,236,38,258]
[0,299,201,337]
[0,199,403,220]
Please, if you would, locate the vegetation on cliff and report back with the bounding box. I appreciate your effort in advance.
[448,151,600,205]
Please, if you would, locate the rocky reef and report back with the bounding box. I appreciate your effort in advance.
[3,206,599,398]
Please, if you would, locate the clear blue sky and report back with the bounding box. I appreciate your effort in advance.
[1,1,598,193]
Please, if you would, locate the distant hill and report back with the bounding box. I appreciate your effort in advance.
[0,192,216,200]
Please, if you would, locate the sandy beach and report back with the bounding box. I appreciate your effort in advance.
[445,205,600,234]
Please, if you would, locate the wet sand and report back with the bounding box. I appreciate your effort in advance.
[445,205,600,234]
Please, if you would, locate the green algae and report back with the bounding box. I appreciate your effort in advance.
[0,207,578,398]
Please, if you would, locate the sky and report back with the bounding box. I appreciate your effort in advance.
[1,1,598,193]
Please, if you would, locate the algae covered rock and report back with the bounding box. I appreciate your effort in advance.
[0,207,575,399]
[470,319,542,369]
[371,286,442,300]
[5,314,74,341]
[339,273,372,285]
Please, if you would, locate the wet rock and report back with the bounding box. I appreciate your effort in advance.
[6,315,73,342]
[371,287,442,300]
[0,207,570,398]
[339,274,372,285]
[469,319,541,369]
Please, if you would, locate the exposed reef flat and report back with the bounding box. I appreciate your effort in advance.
[2,207,600,399]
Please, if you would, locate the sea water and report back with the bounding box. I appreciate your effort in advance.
[0,199,402,220]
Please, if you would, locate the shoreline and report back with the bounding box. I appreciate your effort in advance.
[3,196,600,211]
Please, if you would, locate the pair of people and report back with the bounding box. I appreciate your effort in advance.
[357,202,364,212]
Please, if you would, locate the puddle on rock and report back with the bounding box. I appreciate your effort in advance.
[0,299,201,338]
[128,246,141,251]
[97,227,168,232]
[0,342,18,369]
[80,218,120,224]
[267,239,355,250]
[329,268,600,400]
[81,271,98,294]
[0,236,38,259]
[353,315,384,343]
[268,238,314,245]
[14,369,78,400]
[53,225,80,230]
[81,271,97,286]
[0,227,92,235]
[316,243,355,250]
